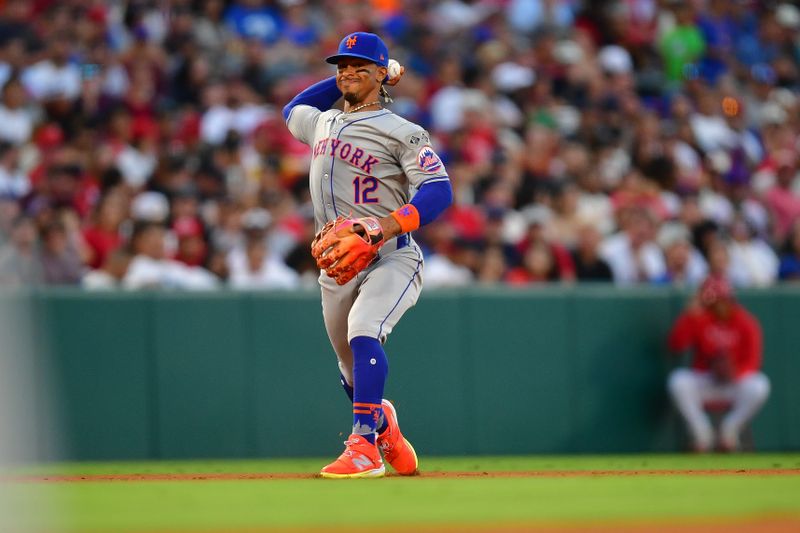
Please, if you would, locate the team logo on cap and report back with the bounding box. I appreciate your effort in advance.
[417,146,443,173]
[346,35,357,48]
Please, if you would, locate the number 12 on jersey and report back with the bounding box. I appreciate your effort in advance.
[353,176,379,204]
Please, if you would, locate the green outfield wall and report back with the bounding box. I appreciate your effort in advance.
[15,285,800,460]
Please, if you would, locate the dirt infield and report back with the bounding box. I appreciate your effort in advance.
[7,467,799,533]
[416,468,800,478]
[11,468,800,482]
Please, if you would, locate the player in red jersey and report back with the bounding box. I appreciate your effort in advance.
[667,276,770,451]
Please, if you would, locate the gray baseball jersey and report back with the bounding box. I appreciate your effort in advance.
[286,105,449,229]
[286,104,449,381]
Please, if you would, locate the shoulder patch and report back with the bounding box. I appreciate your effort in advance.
[417,146,443,174]
[405,131,430,147]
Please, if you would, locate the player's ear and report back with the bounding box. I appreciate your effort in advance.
[377,66,387,83]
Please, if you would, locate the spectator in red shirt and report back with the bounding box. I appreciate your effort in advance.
[516,206,576,282]
[505,241,555,285]
[172,216,207,267]
[82,192,126,269]
[667,276,770,452]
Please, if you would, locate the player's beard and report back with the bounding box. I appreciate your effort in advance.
[342,81,377,106]
[343,91,360,105]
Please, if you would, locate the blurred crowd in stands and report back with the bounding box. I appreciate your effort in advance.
[0,0,798,290]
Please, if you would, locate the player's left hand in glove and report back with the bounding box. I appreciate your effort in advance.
[311,216,385,285]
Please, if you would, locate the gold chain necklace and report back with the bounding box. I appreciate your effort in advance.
[346,101,381,113]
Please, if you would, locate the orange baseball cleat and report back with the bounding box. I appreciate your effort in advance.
[378,399,419,475]
[320,434,385,479]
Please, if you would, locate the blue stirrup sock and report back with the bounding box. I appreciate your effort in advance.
[341,372,389,434]
[339,373,353,403]
[339,373,354,402]
[350,336,388,444]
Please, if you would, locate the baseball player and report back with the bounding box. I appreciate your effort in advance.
[282,32,452,478]
[667,276,771,452]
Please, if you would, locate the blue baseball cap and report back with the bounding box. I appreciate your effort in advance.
[325,32,389,68]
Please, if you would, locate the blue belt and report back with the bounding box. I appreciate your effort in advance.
[373,233,410,264]
[396,233,409,250]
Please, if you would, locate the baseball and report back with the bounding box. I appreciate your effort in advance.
[387,59,402,79]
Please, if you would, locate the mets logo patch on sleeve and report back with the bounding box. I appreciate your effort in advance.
[417,146,443,174]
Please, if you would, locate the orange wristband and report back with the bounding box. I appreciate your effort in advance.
[390,204,420,234]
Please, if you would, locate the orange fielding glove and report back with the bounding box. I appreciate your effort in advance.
[311,216,385,285]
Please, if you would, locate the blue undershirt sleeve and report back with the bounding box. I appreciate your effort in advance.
[282,76,342,122]
[410,179,453,227]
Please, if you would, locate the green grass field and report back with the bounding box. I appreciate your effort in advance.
[4,454,800,532]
